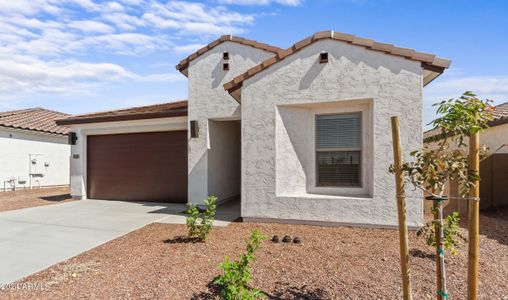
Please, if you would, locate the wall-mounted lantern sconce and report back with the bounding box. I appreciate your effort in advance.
[223,52,229,60]
[190,120,199,138]
[319,52,328,64]
[223,63,230,71]
[68,132,78,145]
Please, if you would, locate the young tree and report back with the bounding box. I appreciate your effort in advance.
[394,91,493,299]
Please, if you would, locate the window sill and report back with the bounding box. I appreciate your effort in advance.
[276,193,373,201]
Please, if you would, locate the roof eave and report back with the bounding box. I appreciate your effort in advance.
[422,61,450,87]
[488,116,508,127]
[56,109,188,126]
[0,125,68,136]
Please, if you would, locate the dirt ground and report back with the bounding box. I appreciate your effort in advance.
[0,187,73,212]
[1,207,507,299]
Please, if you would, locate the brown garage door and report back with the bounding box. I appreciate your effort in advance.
[87,131,187,202]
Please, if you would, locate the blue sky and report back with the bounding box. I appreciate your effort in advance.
[0,0,506,126]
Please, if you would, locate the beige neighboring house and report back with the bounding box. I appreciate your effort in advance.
[424,102,508,214]
[0,108,70,191]
[57,30,451,228]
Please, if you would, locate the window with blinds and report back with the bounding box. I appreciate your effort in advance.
[316,113,361,187]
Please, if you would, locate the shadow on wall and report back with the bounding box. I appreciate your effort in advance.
[188,152,208,203]
[276,106,310,195]
[211,60,227,89]
[299,57,325,90]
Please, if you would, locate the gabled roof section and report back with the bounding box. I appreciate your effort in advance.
[175,35,282,76]
[224,30,452,100]
[0,107,69,135]
[56,100,188,126]
[491,101,508,123]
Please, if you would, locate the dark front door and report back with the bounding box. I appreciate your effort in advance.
[87,131,187,203]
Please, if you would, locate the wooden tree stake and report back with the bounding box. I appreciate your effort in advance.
[467,132,480,299]
[391,116,413,300]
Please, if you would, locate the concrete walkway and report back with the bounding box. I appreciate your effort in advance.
[0,199,240,284]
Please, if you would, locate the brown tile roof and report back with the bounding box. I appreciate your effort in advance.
[175,35,282,76]
[0,108,69,135]
[56,100,188,126]
[224,30,452,95]
[424,101,508,142]
[491,102,508,121]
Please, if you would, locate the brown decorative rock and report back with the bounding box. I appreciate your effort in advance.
[282,235,292,243]
[293,237,301,244]
[272,235,280,243]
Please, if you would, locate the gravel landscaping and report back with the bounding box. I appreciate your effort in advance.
[0,187,73,212]
[2,207,507,299]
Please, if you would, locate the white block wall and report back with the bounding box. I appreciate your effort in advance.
[0,128,70,190]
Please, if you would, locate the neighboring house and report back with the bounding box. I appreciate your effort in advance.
[0,108,70,191]
[424,102,508,213]
[57,30,450,228]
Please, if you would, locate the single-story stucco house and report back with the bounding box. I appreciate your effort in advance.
[0,108,70,191]
[56,30,451,228]
[424,102,508,214]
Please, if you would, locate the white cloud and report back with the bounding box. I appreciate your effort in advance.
[68,20,115,34]
[140,1,254,35]
[0,0,267,102]
[81,33,172,55]
[218,0,303,6]
[101,12,142,31]
[0,0,61,16]
[106,2,125,12]
[429,76,508,95]
[136,72,184,82]
[0,55,134,94]
[174,43,206,54]
[67,0,101,11]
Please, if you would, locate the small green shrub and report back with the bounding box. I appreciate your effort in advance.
[417,211,464,255]
[185,196,217,241]
[199,196,217,241]
[186,204,200,238]
[213,229,267,300]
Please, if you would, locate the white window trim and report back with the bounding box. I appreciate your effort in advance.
[307,101,372,197]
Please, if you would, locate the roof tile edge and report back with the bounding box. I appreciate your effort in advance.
[223,30,452,95]
[175,35,282,76]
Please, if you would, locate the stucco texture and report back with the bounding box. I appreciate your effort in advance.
[187,42,274,203]
[240,39,424,227]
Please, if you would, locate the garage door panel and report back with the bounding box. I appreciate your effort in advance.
[87,131,187,203]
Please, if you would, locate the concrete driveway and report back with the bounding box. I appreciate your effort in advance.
[0,199,239,283]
